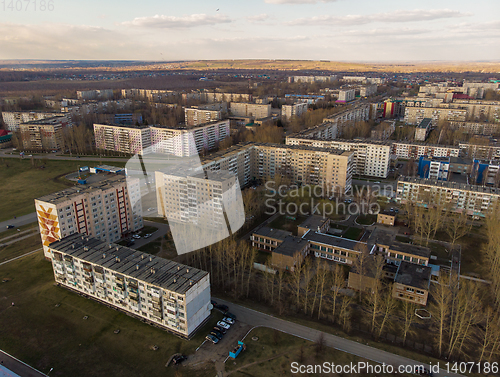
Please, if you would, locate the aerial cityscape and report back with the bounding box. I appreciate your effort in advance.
[0,0,500,376]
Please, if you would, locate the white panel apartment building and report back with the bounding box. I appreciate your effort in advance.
[35,176,143,259]
[286,137,391,178]
[396,176,500,217]
[94,124,152,155]
[230,102,271,119]
[404,106,467,125]
[49,234,210,338]
[391,142,460,160]
[281,102,308,121]
[2,111,63,131]
[338,89,356,102]
[150,120,230,157]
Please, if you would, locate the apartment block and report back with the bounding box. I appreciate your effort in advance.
[121,89,177,102]
[459,142,500,160]
[35,175,143,258]
[323,103,371,130]
[49,234,210,338]
[184,103,227,127]
[360,85,377,97]
[286,138,391,178]
[19,116,70,151]
[281,102,308,121]
[337,89,356,102]
[404,106,467,125]
[2,111,62,132]
[391,142,459,160]
[77,89,114,101]
[370,121,395,141]
[449,121,500,135]
[252,143,355,195]
[150,120,230,157]
[396,176,500,217]
[230,102,271,118]
[94,124,151,155]
[414,118,433,141]
[288,75,337,84]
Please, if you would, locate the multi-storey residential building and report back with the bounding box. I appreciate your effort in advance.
[404,106,467,125]
[449,121,500,135]
[251,143,354,195]
[49,234,210,338]
[370,121,395,141]
[230,102,271,119]
[462,82,500,99]
[2,111,62,132]
[286,137,391,178]
[184,103,226,127]
[19,116,70,150]
[281,102,308,121]
[35,175,143,258]
[77,89,114,101]
[396,176,500,217]
[337,89,356,102]
[459,142,500,160]
[360,85,377,97]
[150,120,230,157]
[414,118,433,141]
[288,75,337,84]
[121,89,177,102]
[322,103,371,131]
[94,124,151,155]
[391,142,460,160]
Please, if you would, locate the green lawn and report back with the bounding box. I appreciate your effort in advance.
[267,215,308,235]
[343,227,363,240]
[0,223,39,240]
[0,159,86,221]
[356,214,377,225]
[0,251,218,377]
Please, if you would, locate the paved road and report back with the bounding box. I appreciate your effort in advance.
[131,220,170,249]
[0,349,48,377]
[215,298,464,377]
[0,212,38,234]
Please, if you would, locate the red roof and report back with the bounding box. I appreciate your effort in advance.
[0,129,10,137]
[453,93,474,100]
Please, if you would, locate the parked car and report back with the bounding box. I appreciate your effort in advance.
[213,326,226,335]
[205,334,219,344]
[132,234,141,239]
[223,317,235,325]
[225,312,236,321]
[214,303,229,312]
[144,233,152,238]
[172,355,187,365]
[217,321,230,330]
[211,300,218,306]
[125,240,135,247]
[210,330,223,339]
[6,225,14,229]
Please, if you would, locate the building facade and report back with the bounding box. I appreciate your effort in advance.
[230,103,271,119]
[35,175,143,258]
[2,111,62,132]
[391,142,460,159]
[19,116,70,150]
[49,234,210,338]
[94,124,152,155]
[281,102,308,121]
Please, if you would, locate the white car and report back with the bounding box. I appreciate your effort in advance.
[223,317,235,325]
[217,321,230,330]
[132,234,141,239]
[144,233,152,238]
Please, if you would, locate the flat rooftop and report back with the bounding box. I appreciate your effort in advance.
[252,226,292,241]
[36,175,129,205]
[298,215,330,230]
[303,230,373,252]
[389,241,431,259]
[50,233,208,294]
[367,228,396,247]
[398,176,500,195]
[273,235,308,257]
[394,261,432,290]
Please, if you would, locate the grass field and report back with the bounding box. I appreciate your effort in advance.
[225,327,413,377]
[356,214,377,225]
[0,233,42,263]
[343,227,363,240]
[0,252,220,377]
[0,159,105,222]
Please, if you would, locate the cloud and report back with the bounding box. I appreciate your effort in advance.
[289,9,471,26]
[265,0,337,3]
[246,14,270,23]
[122,14,231,28]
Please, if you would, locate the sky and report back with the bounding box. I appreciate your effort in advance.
[0,0,499,61]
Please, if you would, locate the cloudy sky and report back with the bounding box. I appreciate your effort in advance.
[0,0,498,61]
